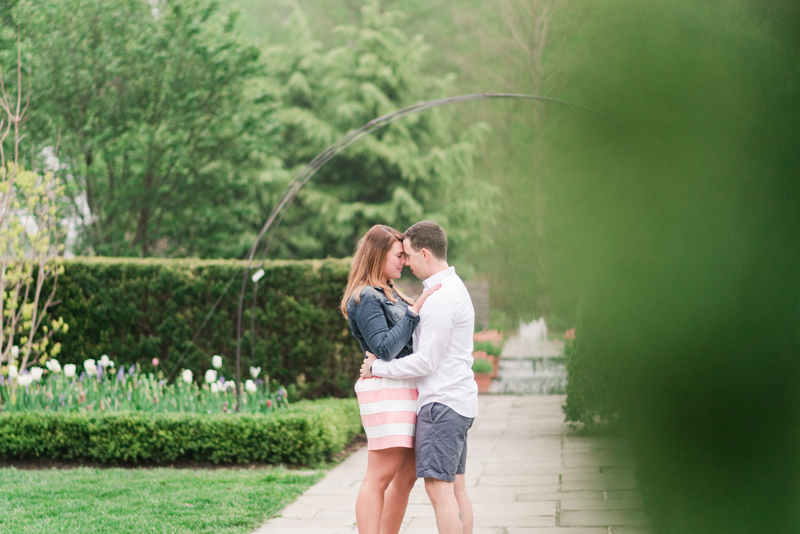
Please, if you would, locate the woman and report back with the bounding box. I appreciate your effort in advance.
[340,224,440,534]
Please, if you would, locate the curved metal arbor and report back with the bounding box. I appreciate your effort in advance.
[191,92,604,410]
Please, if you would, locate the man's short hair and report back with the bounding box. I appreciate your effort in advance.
[404,220,447,260]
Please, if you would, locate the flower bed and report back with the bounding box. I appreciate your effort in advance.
[0,355,287,415]
[0,398,361,465]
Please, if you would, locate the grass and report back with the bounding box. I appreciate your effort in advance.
[0,465,324,533]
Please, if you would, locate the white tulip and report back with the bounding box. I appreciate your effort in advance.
[226,381,236,391]
[245,379,257,393]
[204,369,217,384]
[30,367,44,382]
[99,355,113,367]
[7,365,18,378]
[251,268,265,283]
[84,359,97,376]
[64,364,77,378]
[210,382,220,393]
[18,374,33,387]
[46,359,62,373]
[249,366,261,378]
[11,345,18,358]
[211,355,223,369]
[181,369,193,384]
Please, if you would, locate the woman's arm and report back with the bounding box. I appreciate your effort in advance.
[354,292,419,362]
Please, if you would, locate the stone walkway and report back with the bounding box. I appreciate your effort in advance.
[253,395,650,534]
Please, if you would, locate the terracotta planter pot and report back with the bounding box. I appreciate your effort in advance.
[474,372,492,394]
[473,351,500,379]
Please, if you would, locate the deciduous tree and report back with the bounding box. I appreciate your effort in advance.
[9,0,268,258]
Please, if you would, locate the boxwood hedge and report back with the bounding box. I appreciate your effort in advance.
[41,257,361,399]
[0,398,361,465]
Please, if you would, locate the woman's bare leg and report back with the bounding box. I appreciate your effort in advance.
[380,448,417,534]
[356,448,408,534]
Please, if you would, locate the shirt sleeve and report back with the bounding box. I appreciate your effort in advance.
[372,295,453,379]
[354,291,420,362]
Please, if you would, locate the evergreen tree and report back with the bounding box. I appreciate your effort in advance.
[256,2,494,263]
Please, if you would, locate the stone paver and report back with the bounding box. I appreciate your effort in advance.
[252,395,649,533]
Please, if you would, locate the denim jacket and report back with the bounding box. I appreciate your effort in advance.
[347,285,420,362]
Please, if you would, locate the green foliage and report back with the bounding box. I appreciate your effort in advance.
[38,257,361,399]
[472,340,502,357]
[0,466,321,533]
[0,398,361,465]
[2,0,496,267]
[5,0,267,258]
[257,2,494,261]
[471,357,493,374]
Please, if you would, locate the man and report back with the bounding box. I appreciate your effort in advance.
[361,220,478,534]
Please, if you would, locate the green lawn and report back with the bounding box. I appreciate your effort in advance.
[0,465,324,533]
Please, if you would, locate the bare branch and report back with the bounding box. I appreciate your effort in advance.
[15,28,22,123]
[0,62,10,115]
[507,19,532,56]
[536,4,550,64]
[54,128,61,158]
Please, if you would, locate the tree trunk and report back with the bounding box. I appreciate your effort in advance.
[133,174,153,257]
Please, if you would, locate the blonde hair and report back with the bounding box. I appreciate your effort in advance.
[340,225,413,318]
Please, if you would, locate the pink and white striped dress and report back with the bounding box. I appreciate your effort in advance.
[355,376,418,450]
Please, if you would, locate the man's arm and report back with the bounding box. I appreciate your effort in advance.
[371,297,453,379]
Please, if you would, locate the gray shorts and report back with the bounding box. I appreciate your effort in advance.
[415,402,475,482]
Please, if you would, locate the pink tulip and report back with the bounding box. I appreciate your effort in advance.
[152,358,159,366]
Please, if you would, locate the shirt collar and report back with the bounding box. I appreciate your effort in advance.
[423,266,455,289]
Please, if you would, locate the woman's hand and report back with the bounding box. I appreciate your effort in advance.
[409,283,442,315]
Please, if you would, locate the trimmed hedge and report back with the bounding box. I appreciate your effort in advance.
[0,398,361,465]
[40,257,361,398]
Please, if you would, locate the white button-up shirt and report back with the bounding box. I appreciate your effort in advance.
[371,266,478,418]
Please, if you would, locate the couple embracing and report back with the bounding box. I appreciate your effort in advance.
[340,220,478,534]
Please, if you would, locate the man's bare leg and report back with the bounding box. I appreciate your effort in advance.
[425,477,462,534]
[453,474,473,534]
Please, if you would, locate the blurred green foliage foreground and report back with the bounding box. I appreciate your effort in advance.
[551,1,800,533]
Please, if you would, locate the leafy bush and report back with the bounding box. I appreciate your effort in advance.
[473,340,503,357]
[0,398,361,465]
[36,258,361,399]
[471,358,494,374]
